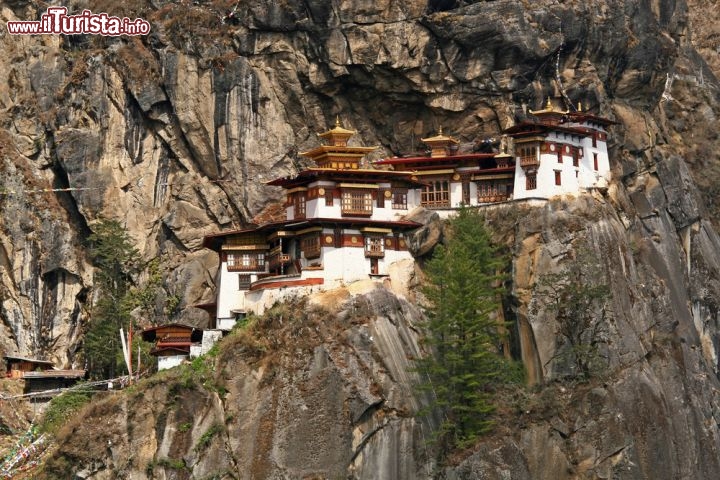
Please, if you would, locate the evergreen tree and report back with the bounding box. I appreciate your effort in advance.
[417,208,519,449]
[85,220,139,379]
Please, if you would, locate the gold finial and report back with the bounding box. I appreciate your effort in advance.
[577,101,582,112]
[546,97,552,109]
[438,125,443,135]
[335,116,341,127]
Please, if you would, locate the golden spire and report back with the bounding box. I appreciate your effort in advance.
[335,115,341,127]
[438,125,444,135]
[546,97,552,109]
[577,101,582,112]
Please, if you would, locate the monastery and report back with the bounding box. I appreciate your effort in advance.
[201,99,614,327]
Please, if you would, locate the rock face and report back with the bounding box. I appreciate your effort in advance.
[44,289,437,479]
[1,0,720,478]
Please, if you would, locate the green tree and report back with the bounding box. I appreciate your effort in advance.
[417,208,519,449]
[85,220,139,379]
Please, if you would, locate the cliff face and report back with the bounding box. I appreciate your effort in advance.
[2,0,720,478]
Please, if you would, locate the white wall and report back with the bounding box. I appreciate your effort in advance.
[158,355,187,371]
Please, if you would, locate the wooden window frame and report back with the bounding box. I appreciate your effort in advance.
[420,179,450,208]
[294,193,306,219]
[227,252,265,272]
[341,190,373,216]
[238,274,251,290]
[526,173,537,190]
[391,189,408,209]
[364,236,385,258]
[554,170,562,186]
[301,234,321,259]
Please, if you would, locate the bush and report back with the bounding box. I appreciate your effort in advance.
[40,390,93,434]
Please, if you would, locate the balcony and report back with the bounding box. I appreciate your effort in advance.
[519,155,539,167]
[477,194,509,204]
[364,248,385,258]
[227,260,265,272]
[268,253,291,271]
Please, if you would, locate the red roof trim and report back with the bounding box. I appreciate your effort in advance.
[203,218,422,250]
[374,152,497,165]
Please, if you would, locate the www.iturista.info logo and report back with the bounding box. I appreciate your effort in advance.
[7,7,150,36]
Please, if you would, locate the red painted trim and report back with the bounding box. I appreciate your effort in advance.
[250,277,324,291]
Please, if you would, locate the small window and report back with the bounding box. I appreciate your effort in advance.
[325,190,334,206]
[301,235,321,259]
[238,275,251,290]
[593,153,599,171]
[365,236,384,258]
[592,134,597,148]
[377,191,385,208]
[557,150,563,163]
[294,194,306,219]
[573,150,579,167]
[555,170,561,186]
[526,173,537,190]
[391,189,407,209]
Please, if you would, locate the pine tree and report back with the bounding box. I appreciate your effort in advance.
[85,220,139,379]
[417,208,518,448]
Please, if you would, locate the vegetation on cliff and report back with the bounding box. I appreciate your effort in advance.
[417,208,522,450]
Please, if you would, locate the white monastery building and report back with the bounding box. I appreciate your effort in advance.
[202,99,614,325]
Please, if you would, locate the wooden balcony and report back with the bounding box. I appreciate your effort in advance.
[341,207,373,217]
[268,254,291,270]
[519,156,538,167]
[364,247,385,258]
[477,194,509,204]
[227,261,265,272]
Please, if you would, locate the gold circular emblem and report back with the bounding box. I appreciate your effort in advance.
[351,236,358,244]
[410,175,418,181]
[385,239,392,246]
[399,239,406,247]
[325,235,333,244]
[318,188,325,196]
[384,190,392,198]
[452,173,460,181]
[549,144,555,152]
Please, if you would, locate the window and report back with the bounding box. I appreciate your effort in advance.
[555,170,562,186]
[238,275,251,290]
[572,150,579,167]
[301,235,321,259]
[557,150,563,163]
[519,146,537,166]
[592,134,597,148]
[462,180,470,204]
[477,180,508,202]
[227,252,265,271]
[377,191,385,208]
[391,189,407,209]
[364,236,384,257]
[526,173,537,190]
[341,190,373,216]
[421,180,450,208]
[593,153,599,171]
[294,194,306,219]
[325,190,334,206]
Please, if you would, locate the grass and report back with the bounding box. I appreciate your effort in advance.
[39,390,94,435]
[195,423,224,453]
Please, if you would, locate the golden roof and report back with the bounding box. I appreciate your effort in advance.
[318,117,357,145]
[420,126,459,145]
[529,97,568,116]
